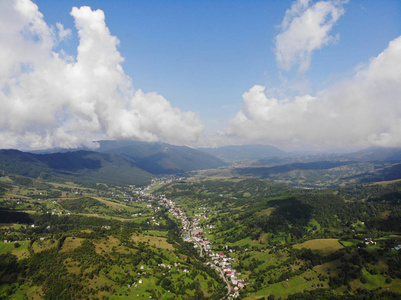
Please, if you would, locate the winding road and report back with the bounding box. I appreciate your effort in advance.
[188,220,233,297]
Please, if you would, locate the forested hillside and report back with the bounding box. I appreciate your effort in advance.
[0,177,227,299]
[155,177,401,298]
[95,140,227,174]
[0,150,152,186]
[234,160,401,188]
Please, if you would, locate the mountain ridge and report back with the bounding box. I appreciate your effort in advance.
[197,144,287,162]
[0,149,152,186]
[94,140,227,174]
[28,140,228,174]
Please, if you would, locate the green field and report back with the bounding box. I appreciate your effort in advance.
[132,234,175,250]
[293,239,344,255]
[0,240,30,259]
[246,270,322,299]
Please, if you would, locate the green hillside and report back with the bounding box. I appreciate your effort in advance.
[155,177,401,299]
[95,140,227,174]
[234,160,401,188]
[0,150,152,186]
[0,181,227,299]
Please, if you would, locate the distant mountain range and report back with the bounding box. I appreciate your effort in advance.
[0,150,152,186]
[32,140,227,174]
[197,144,287,162]
[234,147,401,187]
[248,146,401,167]
[3,141,401,187]
[94,140,227,174]
[0,140,228,185]
[347,147,401,162]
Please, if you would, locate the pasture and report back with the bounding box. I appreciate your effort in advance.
[132,234,175,250]
[293,238,343,255]
[245,270,322,299]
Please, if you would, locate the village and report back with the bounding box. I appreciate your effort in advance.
[133,181,251,299]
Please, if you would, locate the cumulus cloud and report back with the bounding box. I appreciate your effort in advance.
[275,0,346,72]
[56,22,71,41]
[228,35,401,150]
[0,0,203,150]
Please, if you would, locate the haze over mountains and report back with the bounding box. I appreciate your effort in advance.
[0,149,152,186]
[0,140,227,186]
[94,140,227,174]
[197,144,287,162]
[232,146,401,187]
[2,140,401,188]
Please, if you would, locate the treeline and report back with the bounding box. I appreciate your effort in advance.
[0,208,33,224]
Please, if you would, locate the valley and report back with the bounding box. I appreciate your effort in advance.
[3,0,401,298]
[2,144,401,299]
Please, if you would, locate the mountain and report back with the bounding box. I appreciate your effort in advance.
[197,144,287,162]
[237,161,355,177]
[248,147,401,169]
[229,147,401,187]
[93,140,227,174]
[346,162,401,183]
[346,147,401,162]
[0,150,152,186]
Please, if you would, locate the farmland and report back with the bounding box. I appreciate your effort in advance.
[0,177,226,299]
[2,175,401,299]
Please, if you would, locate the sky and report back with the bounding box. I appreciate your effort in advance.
[1,0,401,151]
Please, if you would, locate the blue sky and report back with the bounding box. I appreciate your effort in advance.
[1,0,401,150]
[36,0,400,115]
[34,1,290,116]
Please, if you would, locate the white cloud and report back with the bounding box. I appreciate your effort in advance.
[0,1,203,150]
[228,35,401,150]
[56,22,71,41]
[275,0,346,72]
